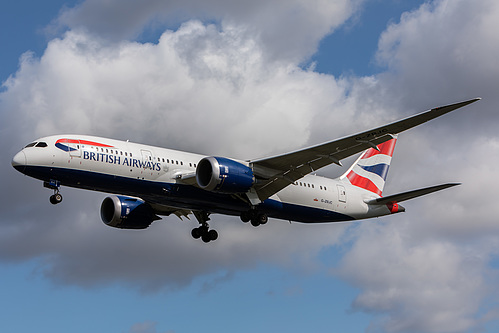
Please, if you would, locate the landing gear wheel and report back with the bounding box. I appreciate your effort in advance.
[208,229,218,241]
[259,213,268,225]
[250,213,268,227]
[191,227,202,239]
[201,228,218,243]
[49,193,63,205]
[250,218,260,227]
[202,233,211,243]
[240,211,251,223]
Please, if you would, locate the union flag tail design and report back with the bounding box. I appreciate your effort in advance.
[340,137,397,196]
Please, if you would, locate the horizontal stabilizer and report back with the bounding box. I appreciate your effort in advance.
[365,183,460,205]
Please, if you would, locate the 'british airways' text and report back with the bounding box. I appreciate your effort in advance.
[83,151,161,171]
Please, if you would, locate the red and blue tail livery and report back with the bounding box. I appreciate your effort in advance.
[11,99,480,242]
[343,137,397,196]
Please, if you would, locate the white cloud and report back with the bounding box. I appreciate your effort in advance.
[53,0,362,63]
[3,21,359,159]
[336,222,493,332]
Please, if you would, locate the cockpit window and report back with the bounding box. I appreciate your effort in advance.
[25,142,37,148]
[35,142,48,148]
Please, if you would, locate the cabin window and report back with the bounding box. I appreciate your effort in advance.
[130,153,133,157]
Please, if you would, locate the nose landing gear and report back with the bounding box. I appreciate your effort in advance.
[44,180,63,205]
[49,192,63,205]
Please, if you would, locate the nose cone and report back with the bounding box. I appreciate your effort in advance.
[12,151,27,173]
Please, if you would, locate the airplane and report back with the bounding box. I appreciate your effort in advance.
[11,98,480,243]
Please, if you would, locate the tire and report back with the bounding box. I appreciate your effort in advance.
[208,229,218,241]
[50,193,63,205]
[240,212,250,223]
[191,227,201,239]
[202,233,211,243]
[54,193,63,203]
[250,218,260,227]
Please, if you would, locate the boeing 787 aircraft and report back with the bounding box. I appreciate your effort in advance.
[12,98,480,242]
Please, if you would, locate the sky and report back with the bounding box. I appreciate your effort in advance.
[1,0,498,332]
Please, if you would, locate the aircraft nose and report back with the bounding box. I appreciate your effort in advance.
[12,150,27,173]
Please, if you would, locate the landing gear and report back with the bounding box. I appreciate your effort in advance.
[191,226,218,243]
[192,211,218,243]
[49,193,63,205]
[240,210,268,227]
[44,180,62,205]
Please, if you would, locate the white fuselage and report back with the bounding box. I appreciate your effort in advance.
[12,135,394,223]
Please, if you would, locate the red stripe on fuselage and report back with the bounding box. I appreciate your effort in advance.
[56,139,114,148]
[346,171,382,196]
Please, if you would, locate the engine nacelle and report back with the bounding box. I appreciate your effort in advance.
[196,156,255,193]
[100,195,158,229]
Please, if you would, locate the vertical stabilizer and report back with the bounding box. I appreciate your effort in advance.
[339,137,397,196]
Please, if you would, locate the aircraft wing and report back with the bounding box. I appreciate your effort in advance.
[250,98,480,201]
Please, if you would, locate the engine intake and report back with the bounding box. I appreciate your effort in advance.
[100,195,159,229]
[196,156,254,193]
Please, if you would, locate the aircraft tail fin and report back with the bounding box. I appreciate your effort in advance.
[339,136,397,196]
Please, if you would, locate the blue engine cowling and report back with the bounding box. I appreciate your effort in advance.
[100,195,159,229]
[196,156,255,193]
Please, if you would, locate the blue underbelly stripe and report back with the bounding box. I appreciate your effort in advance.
[21,165,355,223]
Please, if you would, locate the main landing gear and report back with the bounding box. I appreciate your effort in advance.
[240,210,268,227]
[191,211,218,243]
[44,180,63,205]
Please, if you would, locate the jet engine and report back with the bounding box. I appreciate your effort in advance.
[196,156,255,193]
[100,195,159,229]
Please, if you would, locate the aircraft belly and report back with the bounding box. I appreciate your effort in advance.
[21,165,248,214]
[264,183,356,223]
